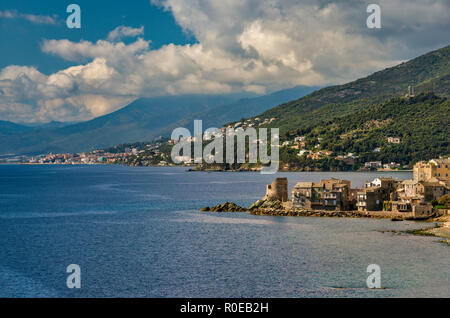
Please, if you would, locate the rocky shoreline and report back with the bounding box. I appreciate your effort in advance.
[201,197,427,220]
[410,216,450,244]
[249,209,400,219]
[200,198,449,244]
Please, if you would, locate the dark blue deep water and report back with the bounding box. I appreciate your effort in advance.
[0,165,448,297]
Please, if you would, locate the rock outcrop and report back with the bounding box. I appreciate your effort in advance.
[248,196,284,212]
[201,202,248,212]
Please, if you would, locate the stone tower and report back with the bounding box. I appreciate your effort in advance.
[265,177,288,202]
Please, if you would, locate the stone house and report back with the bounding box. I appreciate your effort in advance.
[357,187,383,211]
[412,203,434,218]
[292,178,351,211]
[364,161,382,169]
[387,137,401,144]
[365,177,397,201]
[391,201,411,212]
[414,158,450,182]
[400,178,446,202]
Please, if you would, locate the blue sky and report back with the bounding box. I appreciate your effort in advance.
[1,0,449,123]
[0,0,196,74]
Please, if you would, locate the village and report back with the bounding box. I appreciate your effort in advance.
[260,157,450,219]
[0,141,169,165]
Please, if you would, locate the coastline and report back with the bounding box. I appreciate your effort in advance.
[1,162,413,173]
[249,209,420,219]
[201,200,450,244]
[404,216,450,244]
[188,166,413,173]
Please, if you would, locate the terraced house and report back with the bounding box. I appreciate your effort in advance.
[292,178,352,211]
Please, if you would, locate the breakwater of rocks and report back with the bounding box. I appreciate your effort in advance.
[250,209,400,219]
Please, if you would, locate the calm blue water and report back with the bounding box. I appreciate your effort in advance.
[0,165,448,297]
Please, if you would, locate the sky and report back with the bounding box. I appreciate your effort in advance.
[0,0,449,123]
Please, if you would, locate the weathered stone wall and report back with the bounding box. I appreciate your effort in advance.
[282,201,293,211]
[266,177,288,202]
[412,204,434,218]
[361,211,414,218]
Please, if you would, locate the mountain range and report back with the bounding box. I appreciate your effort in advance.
[0,86,318,155]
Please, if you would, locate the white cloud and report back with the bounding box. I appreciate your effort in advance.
[0,10,57,25]
[0,63,134,122]
[0,10,15,18]
[42,38,150,62]
[107,26,145,41]
[1,0,449,122]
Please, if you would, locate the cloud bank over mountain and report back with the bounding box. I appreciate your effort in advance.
[0,0,449,122]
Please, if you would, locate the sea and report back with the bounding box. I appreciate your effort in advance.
[0,164,448,297]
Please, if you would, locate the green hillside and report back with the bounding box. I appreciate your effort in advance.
[249,44,450,132]
[280,93,449,170]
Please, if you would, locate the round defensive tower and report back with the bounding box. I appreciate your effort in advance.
[266,177,288,202]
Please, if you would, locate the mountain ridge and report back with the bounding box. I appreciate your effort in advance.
[246,44,450,133]
[0,86,316,155]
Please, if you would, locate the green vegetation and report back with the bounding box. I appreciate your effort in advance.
[248,45,450,133]
[290,93,449,166]
[104,141,154,154]
[405,228,438,237]
[437,194,450,208]
[116,45,450,171]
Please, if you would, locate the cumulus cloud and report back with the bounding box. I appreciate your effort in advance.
[0,10,57,25]
[107,26,145,41]
[1,0,449,122]
[42,38,150,62]
[0,63,134,122]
